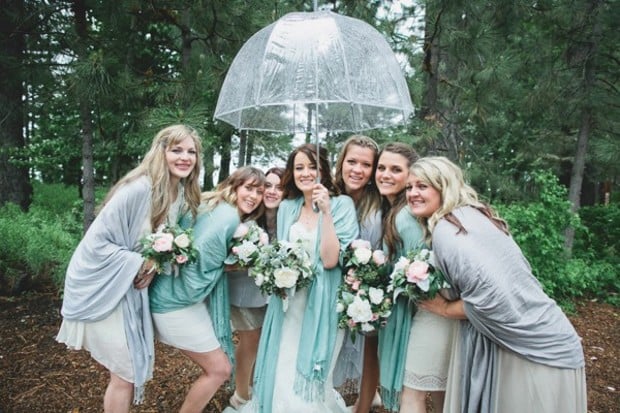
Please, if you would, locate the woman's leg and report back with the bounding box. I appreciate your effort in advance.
[429,391,445,413]
[353,335,380,413]
[234,328,262,399]
[399,387,427,413]
[103,372,133,413]
[179,347,232,413]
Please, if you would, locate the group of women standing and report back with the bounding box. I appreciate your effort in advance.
[57,124,587,413]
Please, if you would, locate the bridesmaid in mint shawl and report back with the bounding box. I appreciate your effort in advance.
[149,166,265,413]
[241,144,359,413]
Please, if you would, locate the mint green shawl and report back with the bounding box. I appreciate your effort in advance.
[252,195,358,413]
[149,202,239,366]
[378,206,424,411]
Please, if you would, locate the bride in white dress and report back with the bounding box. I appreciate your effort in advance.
[238,144,358,413]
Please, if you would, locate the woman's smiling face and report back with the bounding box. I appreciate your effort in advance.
[235,178,264,215]
[375,151,410,204]
[263,172,283,210]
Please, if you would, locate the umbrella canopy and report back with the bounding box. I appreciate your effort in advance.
[214,10,413,133]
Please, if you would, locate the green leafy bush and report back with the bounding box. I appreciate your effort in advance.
[494,171,616,306]
[0,184,82,294]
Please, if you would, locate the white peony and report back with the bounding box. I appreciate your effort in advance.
[253,272,265,287]
[236,240,258,263]
[361,322,375,333]
[368,287,385,305]
[393,256,410,272]
[174,233,191,249]
[273,267,299,289]
[346,295,373,323]
[353,247,373,265]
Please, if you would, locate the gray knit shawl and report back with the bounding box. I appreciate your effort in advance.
[432,206,584,412]
[61,176,154,403]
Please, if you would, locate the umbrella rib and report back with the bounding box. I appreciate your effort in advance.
[331,13,358,130]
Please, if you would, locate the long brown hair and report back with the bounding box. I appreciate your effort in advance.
[379,142,419,259]
[281,143,339,199]
[102,124,203,230]
[335,135,382,224]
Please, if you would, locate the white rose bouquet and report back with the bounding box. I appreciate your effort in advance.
[224,221,270,267]
[387,248,451,303]
[336,239,392,340]
[140,224,198,276]
[250,239,313,311]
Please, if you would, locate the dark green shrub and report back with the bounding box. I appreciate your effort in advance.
[495,171,590,304]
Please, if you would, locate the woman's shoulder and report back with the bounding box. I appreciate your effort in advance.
[395,205,417,226]
[331,194,355,210]
[196,202,239,223]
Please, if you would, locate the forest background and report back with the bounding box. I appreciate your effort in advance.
[0,1,618,310]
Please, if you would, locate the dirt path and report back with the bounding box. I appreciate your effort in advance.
[0,293,617,413]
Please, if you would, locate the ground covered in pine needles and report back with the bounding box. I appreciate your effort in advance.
[0,291,618,413]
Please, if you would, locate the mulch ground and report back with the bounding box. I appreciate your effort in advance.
[0,292,618,413]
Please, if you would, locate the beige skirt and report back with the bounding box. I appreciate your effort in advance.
[152,301,220,353]
[56,304,134,382]
[230,305,267,331]
[443,322,587,413]
[403,309,455,391]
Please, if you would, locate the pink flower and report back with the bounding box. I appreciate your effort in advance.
[233,223,249,238]
[232,246,239,254]
[351,239,371,250]
[347,319,357,328]
[351,280,361,291]
[372,250,386,265]
[152,233,174,252]
[175,254,188,264]
[259,232,269,245]
[406,261,430,283]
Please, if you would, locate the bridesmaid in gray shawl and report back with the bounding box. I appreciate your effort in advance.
[411,157,586,413]
[57,125,203,412]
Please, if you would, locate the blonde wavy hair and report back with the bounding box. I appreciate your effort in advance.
[103,124,203,230]
[409,156,508,242]
[335,135,382,224]
[201,166,266,222]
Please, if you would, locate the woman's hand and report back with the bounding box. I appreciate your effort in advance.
[224,263,243,272]
[134,258,156,289]
[312,183,331,214]
[419,296,466,320]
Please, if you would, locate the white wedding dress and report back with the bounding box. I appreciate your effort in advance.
[239,223,348,413]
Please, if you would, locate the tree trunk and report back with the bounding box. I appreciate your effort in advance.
[218,130,232,183]
[0,0,33,211]
[73,0,96,232]
[565,0,602,251]
[238,130,247,167]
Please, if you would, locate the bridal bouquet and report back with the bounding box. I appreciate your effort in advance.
[336,239,393,340]
[224,221,270,267]
[387,248,450,303]
[250,239,313,310]
[140,224,198,276]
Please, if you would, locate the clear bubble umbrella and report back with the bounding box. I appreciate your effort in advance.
[214,10,414,209]
[215,10,413,134]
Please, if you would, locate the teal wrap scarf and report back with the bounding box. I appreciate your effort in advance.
[378,206,424,411]
[252,195,358,413]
